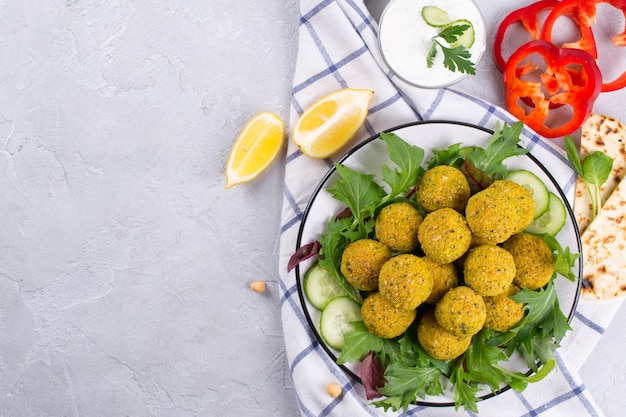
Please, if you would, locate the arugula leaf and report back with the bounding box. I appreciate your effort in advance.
[427,24,476,75]
[337,321,384,364]
[513,284,557,325]
[393,334,450,373]
[371,335,448,412]
[328,164,386,239]
[427,142,465,168]
[427,122,527,192]
[547,296,572,341]
[564,135,613,219]
[450,364,480,413]
[376,360,445,410]
[540,233,579,282]
[379,132,425,200]
[464,330,509,392]
[378,339,403,367]
[318,216,362,303]
[428,122,528,191]
[372,396,404,413]
[509,281,571,369]
[495,359,556,392]
[468,121,527,177]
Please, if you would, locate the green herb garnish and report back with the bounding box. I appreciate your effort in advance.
[426,24,476,74]
[564,135,613,220]
[429,121,528,192]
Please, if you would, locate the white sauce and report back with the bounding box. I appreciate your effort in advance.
[378,0,486,88]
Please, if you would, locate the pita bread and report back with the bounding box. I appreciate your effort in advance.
[574,114,626,234]
[581,175,626,300]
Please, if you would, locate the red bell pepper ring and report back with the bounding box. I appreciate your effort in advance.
[541,0,626,92]
[504,40,602,138]
[494,0,561,72]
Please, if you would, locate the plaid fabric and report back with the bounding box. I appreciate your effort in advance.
[278,0,622,415]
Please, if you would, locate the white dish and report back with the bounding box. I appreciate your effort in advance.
[378,0,487,88]
[294,121,582,407]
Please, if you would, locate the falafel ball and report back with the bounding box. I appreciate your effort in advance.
[375,202,423,253]
[340,239,392,291]
[464,244,516,296]
[416,165,471,212]
[489,180,535,233]
[435,286,486,337]
[418,208,472,264]
[361,292,417,339]
[417,309,471,360]
[483,285,526,332]
[502,233,555,290]
[423,258,459,304]
[379,254,434,311]
[465,186,519,245]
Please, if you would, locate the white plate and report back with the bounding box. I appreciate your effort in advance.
[294,121,582,407]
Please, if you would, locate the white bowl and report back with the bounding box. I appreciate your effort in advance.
[378,0,487,88]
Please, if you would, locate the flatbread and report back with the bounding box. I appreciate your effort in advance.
[574,114,626,234]
[581,175,626,299]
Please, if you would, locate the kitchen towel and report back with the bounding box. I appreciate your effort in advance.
[278,0,621,416]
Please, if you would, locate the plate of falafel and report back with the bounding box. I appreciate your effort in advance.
[293,120,582,412]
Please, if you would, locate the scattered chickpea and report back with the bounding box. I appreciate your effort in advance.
[249,281,266,293]
[326,381,342,398]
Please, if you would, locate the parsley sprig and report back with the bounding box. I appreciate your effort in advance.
[427,24,476,74]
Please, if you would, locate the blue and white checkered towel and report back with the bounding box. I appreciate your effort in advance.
[278,1,623,415]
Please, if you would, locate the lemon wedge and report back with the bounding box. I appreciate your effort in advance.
[292,88,374,159]
[225,112,285,189]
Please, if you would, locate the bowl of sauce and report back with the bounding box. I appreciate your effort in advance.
[378,0,487,88]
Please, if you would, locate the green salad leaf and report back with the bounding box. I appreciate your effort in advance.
[509,281,571,369]
[464,330,509,392]
[328,164,385,240]
[541,232,580,282]
[450,364,480,413]
[468,121,527,177]
[337,321,384,364]
[564,135,613,220]
[317,216,363,303]
[428,121,528,192]
[374,335,447,411]
[380,132,425,201]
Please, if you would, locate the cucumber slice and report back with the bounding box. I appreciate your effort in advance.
[421,5,451,27]
[303,262,347,310]
[320,296,362,350]
[506,169,550,219]
[449,19,475,48]
[524,192,567,236]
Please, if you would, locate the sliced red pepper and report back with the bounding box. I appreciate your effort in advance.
[504,40,602,138]
[541,0,626,91]
[494,0,561,72]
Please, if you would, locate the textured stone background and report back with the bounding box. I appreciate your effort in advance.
[0,1,299,416]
